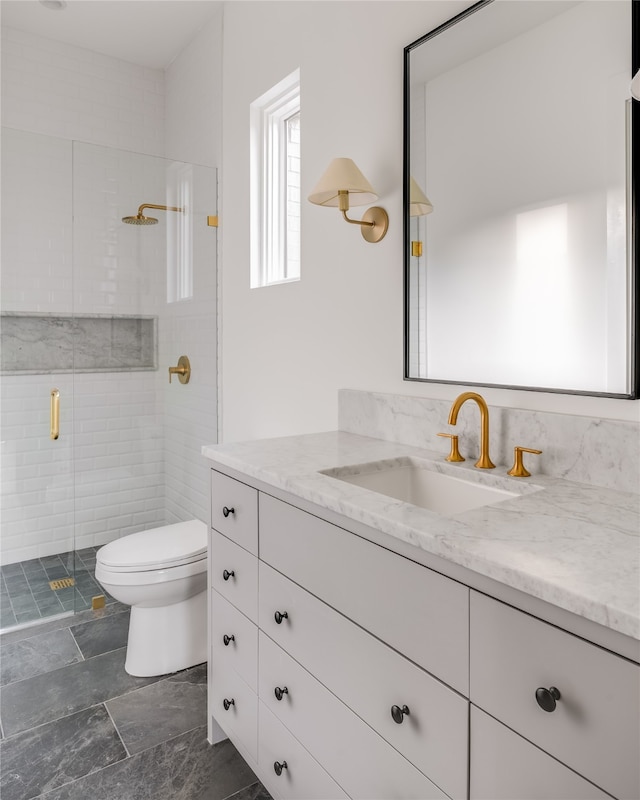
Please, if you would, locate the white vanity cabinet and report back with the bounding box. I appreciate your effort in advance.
[208,466,640,800]
[469,707,612,800]
[209,468,469,799]
[470,591,640,800]
[258,492,469,696]
[208,474,260,767]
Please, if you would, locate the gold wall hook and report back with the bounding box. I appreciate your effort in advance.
[437,432,465,462]
[507,446,542,477]
[169,355,191,384]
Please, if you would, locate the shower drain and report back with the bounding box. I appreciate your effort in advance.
[49,577,75,590]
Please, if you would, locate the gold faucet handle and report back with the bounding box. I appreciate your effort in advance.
[168,355,191,384]
[507,446,542,478]
[437,432,465,462]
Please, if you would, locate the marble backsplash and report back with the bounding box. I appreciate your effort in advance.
[338,389,640,494]
[1,314,157,373]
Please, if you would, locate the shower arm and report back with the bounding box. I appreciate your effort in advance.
[137,203,182,216]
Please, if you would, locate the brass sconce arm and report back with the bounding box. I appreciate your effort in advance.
[338,191,372,227]
[337,190,388,241]
[341,209,374,228]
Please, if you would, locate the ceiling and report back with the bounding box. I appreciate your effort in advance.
[0,0,221,70]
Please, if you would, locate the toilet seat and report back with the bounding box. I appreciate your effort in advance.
[96,519,207,573]
[95,557,206,587]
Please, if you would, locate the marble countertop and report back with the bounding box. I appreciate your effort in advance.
[202,431,640,641]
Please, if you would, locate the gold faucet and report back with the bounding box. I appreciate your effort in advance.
[447,391,495,469]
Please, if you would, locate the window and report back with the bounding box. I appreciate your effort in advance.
[250,69,301,287]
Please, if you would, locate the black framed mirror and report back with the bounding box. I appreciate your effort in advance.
[403,0,638,398]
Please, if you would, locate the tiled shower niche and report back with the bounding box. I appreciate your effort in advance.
[1,314,157,374]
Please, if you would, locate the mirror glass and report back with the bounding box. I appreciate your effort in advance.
[404,0,637,397]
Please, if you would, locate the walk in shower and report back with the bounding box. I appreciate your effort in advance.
[0,128,218,630]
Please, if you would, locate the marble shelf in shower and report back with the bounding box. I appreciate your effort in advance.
[0,313,157,373]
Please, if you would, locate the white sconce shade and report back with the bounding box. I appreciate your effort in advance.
[631,69,640,101]
[308,157,389,243]
[308,158,378,206]
[409,177,434,217]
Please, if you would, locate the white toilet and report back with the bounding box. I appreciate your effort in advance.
[95,519,207,677]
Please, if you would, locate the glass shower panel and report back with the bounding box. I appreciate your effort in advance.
[71,143,217,579]
[0,132,217,631]
[0,129,77,629]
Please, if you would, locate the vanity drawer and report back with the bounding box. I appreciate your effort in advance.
[258,703,349,800]
[211,589,258,692]
[470,706,610,800]
[470,591,640,800]
[209,664,258,763]
[259,493,469,694]
[210,531,258,622]
[258,632,449,800]
[259,561,468,799]
[211,470,258,555]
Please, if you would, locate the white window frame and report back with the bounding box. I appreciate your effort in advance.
[250,69,301,288]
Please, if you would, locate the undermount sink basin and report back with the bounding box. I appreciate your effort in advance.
[321,457,520,516]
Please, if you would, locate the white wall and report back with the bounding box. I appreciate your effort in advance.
[164,5,222,168]
[216,1,638,441]
[1,26,165,155]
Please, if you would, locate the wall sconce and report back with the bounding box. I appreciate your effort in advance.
[409,177,433,217]
[308,158,389,243]
[409,176,433,257]
[632,70,640,101]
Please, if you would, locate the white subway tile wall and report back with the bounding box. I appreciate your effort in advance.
[1,28,218,566]
[162,311,217,527]
[0,129,73,314]
[0,375,74,563]
[72,141,167,316]
[1,26,165,156]
[72,372,165,551]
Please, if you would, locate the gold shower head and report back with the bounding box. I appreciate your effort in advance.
[122,203,182,225]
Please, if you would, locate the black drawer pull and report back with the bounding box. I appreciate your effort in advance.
[535,686,561,712]
[223,698,235,711]
[274,610,288,625]
[274,686,289,701]
[222,569,235,581]
[223,634,235,646]
[274,760,288,776]
[391,704,410,724]
[222,506,235,518]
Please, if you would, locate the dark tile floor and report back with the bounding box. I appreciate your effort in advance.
[0,603,271,800]
[1,548,109,630]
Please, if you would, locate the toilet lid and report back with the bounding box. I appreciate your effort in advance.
[97,520,207,571]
